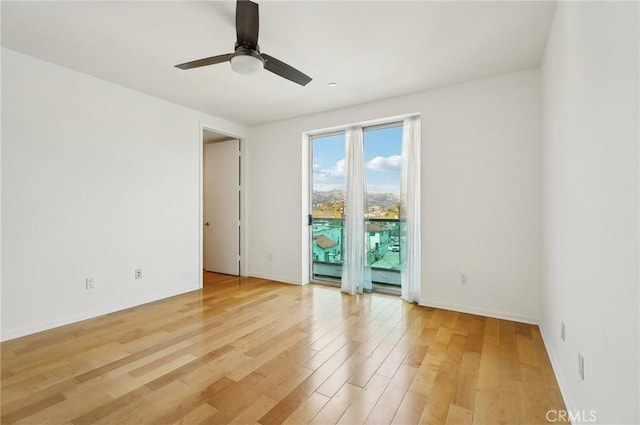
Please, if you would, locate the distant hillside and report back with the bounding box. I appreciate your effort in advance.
[313,190,399,207]
[312,190,345,206]
[367,192,400,208]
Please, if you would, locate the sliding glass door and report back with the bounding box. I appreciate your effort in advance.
[310,123,403,289]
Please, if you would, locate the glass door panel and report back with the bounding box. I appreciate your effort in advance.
[363,125,403,286]
[311,132,345,282]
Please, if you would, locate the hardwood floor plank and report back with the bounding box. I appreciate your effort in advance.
[483,318,500,346]
[409,328,450,397]
[74,322,217,383]
[1,392,67,424]
[227,330,307,381]
[363,364,416,425]
[228,395,278,425]
[444,404,473,425]
[170,402,218,425]
[107,354,198,399]
[347,316,415,388]
[498,321,522,382]
[337,374,391,425]
[128,340,194,377]
[516,334,538,367]
[259,340,361,425]
[316,352,368,397]
[146,378,235,424]
[499,389,524,425]
[283,392,330,424]
[453,351,480,410]
[391,390,429,424]
[471,389,499,425]
[264,366,315,400]
[403,343,430,368]
[417,373,457,425]
[144,344,235,390]
[304,320,361,370]
[311,383,362,425]
[477,343,500,391]
[70,386,150,425]
[258,383,316,425]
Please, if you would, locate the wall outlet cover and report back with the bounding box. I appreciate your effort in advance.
[578,353,585,380]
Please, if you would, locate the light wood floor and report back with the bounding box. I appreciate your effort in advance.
[1,273,566,425]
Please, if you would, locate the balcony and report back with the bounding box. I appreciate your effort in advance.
[312,218,403,286]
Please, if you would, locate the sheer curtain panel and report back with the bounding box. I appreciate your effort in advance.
[400,117,421,303]
[341,126,370,294]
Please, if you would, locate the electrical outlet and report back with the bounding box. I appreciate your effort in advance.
[85,277,95,289]
[578,354,585,380]
[135,269,142,279]
[561,322,566,342]
[461,274,467,285]
[268,253,273,261]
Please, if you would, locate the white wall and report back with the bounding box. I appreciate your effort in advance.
[541,2,639,424]
[248,68,542,323]
[1,48,247,340]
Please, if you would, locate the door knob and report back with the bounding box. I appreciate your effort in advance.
[204,222,210,226]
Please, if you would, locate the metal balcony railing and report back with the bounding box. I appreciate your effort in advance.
[311,217,403,285]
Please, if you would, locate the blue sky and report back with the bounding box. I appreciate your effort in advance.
[312,126,402,194]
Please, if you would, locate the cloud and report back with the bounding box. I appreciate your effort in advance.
[366,155,402,172]
[334,159,345,176]
[313,159,345,183]
[313,156,401,192]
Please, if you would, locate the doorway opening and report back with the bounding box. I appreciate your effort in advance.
[201,128,242,284]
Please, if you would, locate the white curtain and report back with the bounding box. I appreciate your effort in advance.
[341,126,371,294]
[400,117,421,303]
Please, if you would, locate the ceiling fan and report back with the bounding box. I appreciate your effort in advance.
[175,0,312,86]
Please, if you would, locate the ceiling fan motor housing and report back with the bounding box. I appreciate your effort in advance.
[230,46,265,75]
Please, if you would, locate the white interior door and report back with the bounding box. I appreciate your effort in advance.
[203,138,240,275]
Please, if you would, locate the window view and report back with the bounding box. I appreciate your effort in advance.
[311,124,402,286]
[311,132,345,280]
[363,125,402,284]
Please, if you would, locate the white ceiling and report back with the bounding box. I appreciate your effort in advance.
[1,1,556,126]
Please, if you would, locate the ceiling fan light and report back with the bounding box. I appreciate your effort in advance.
[230,53,264,75]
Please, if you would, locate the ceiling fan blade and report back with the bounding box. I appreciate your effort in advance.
[236,0,259,50]
[175,54,233,70]
[262,54,312,86]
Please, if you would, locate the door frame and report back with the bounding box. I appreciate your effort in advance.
[198,123,248,289]
[305,115,415,291]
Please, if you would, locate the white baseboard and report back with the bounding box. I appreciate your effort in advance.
[2,309,112,342]
[418,299,539,325]
[248,272,303,286]
[539,322,576,425]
